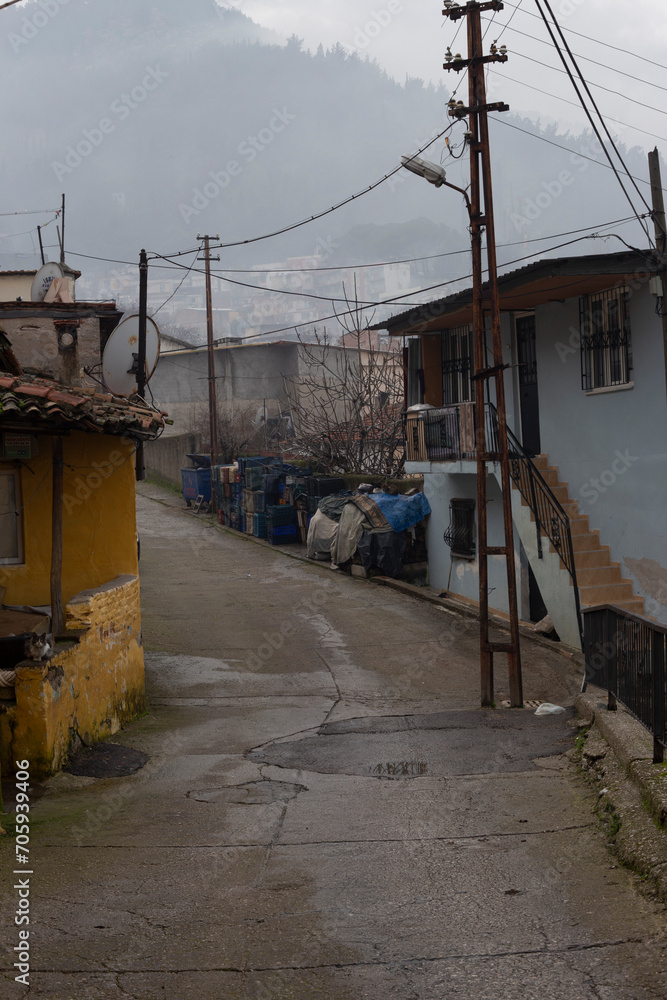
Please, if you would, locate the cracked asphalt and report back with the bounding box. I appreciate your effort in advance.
[1,484,666,999]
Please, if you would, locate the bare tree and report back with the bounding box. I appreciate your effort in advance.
[283,288,405,476]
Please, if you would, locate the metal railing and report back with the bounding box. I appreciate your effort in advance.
[584,605,667,763]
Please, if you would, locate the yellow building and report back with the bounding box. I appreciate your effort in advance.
[0,364,165,777]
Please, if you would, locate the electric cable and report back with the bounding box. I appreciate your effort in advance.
[533,0,655,242]
[484,16,667,94]
[486,68,667,144]
[512,48,667,120]
[502,0,667,74]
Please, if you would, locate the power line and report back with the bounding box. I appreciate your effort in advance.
[492,117,665,195]
[487,68,667,145]
[162,227,650,347]
[199,124,457,253]
[484,16,667,95]
[533,0,653,244]
[502,0,667,74]
[512,49,667,120]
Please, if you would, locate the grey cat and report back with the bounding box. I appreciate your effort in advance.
[24,632,54,661]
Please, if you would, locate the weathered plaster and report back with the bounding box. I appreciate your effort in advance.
[1,575,145,776]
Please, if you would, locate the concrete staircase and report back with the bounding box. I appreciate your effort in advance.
[529,455,645,616]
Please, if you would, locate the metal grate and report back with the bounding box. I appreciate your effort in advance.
[443,498,476,558]
[580,287,632,390]
[442,325,475,405]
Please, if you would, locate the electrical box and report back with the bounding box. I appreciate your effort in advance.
[649,276,664,297]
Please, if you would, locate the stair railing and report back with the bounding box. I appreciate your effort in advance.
[486,403,584,650]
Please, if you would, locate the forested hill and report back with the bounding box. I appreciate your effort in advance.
[0,0,649,275]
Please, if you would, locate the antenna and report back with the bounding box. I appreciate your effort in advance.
[101,313,161,398]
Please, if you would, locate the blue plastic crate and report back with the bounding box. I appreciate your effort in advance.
[268,524,297,545]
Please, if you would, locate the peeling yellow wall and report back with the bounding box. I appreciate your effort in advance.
[1,575,145,777]
[0,431,138,607]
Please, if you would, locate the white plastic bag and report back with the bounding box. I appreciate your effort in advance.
[534,702,566,716]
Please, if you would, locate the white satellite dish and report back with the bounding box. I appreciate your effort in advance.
[31,262,64,302]
[101,314,161,398]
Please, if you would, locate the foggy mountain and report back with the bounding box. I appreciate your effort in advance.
[0,0,651,303]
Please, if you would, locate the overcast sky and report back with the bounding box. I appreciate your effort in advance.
[228,0,667,158]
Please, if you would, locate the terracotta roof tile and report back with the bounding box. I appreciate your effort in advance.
[0,370,165,440]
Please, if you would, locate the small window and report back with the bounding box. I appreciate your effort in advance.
[0,470,23,565]
[442,325,475,404]
[443,498,476,559]
[580,287,632,390]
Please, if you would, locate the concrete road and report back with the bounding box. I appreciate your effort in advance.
[1,488,666,999]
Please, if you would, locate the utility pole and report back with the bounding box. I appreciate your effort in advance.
[135,248,148,481]
[60,192,66,266]
[443,0,522,708]
[648,148,667,402]
[197,234,221,475]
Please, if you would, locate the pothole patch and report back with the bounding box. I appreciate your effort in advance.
[64,743,148,778]
[248,710,574,778]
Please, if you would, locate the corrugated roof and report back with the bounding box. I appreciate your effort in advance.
[0,372,166,440]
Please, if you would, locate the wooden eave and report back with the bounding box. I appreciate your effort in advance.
[378,251,661,337]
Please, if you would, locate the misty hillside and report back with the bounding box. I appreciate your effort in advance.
[0,0,651,285]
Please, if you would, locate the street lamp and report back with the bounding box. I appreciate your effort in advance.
[401,155,472,214]
[401,154,448,187]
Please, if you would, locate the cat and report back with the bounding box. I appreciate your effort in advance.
[24,632,54,661]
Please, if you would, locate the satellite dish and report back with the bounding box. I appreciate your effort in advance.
[101,314,160,398]
[31,262,64,302]
[254,404,268,425]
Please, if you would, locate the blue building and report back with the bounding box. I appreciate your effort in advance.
[379,250,667,648]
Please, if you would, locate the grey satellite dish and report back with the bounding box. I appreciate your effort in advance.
[31,262,64,302]
[101,314,161,397]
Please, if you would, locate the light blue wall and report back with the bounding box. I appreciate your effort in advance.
[535,286,667,622]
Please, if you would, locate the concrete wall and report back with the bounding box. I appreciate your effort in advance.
[535,286,667,623]
[144,432,203,488]
[151,342,300,437]
[2,575,145,776]
[417,460,520,617]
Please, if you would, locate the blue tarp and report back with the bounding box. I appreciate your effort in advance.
[364,492,431,532]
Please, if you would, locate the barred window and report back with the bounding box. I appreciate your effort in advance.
[580,287,632,391]
[442,325,474,405]
[443,498,476,559]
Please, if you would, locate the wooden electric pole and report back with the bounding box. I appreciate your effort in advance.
[444,0,523,708]
[135,248,148,481]
[197,234,221,473]
[648,148,667,402]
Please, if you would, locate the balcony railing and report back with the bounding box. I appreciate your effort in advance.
[584,605,667,763]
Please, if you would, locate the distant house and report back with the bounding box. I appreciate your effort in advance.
[146,337,404,481]
[378,250,667,647]
[0,299,165,777]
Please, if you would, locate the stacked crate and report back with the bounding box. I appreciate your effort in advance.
[266,504,297,545]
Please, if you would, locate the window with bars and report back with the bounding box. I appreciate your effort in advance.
[442,325,474,405]
[443,498,476,559]
[580,287,632,390]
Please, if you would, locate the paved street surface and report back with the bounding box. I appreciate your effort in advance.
[2,488,666,998]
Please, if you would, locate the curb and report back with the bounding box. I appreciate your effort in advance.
[371,575,586,665]
[575,689,667,901]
